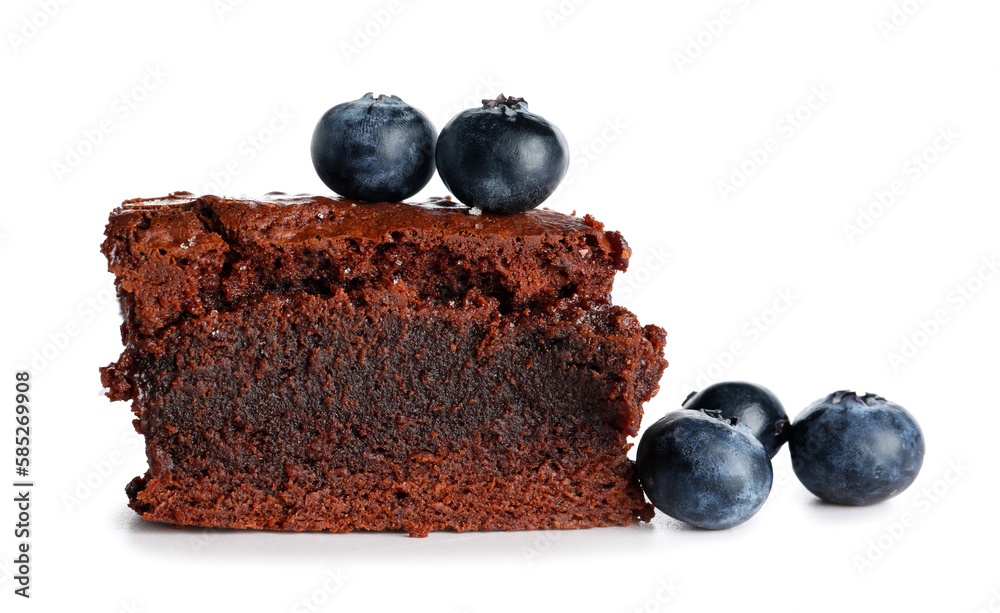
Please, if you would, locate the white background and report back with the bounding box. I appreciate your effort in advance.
[2,0,999,611]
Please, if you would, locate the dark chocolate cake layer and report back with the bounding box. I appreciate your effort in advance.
[104,192,630,339]
[101,193,666,536]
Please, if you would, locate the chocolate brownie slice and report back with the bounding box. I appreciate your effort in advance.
[102,192,666,537]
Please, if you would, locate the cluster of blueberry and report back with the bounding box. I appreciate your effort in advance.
[310,93,569,214]
[636,382,925,529]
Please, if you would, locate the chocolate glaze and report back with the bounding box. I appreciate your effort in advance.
[118,191,620,240]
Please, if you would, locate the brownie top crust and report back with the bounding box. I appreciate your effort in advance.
[104,192,632,338]
[116,192,623,241]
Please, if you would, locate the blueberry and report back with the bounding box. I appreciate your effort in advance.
[790,391,924,505]
[435,95,569,214]
[682,381,790,458]
[636,409,773,529]
[311,93,436,203]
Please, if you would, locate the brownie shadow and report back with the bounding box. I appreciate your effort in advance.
[115,506,685,563]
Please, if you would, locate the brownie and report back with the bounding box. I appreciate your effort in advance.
[102,192,666,537]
